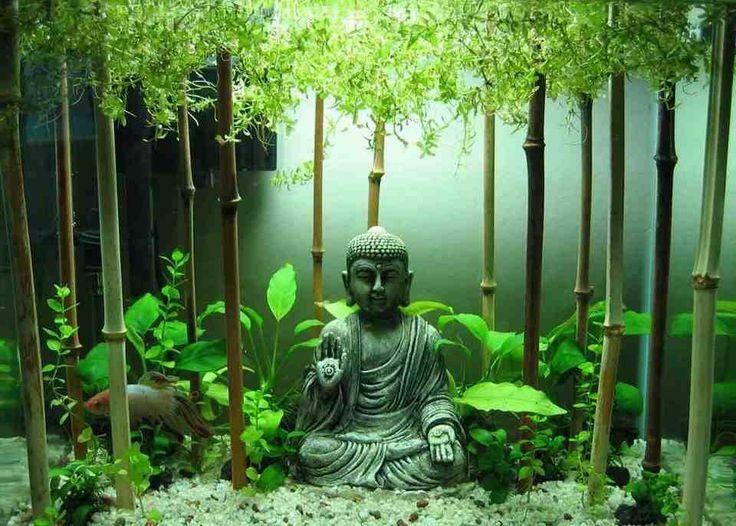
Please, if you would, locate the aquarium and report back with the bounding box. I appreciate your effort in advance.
[1,0,735,525]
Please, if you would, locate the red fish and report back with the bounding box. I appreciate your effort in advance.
[85,372,212,439]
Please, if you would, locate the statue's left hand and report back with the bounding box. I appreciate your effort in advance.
[427,424,455,464]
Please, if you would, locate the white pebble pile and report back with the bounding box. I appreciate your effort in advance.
[91,477,629,526]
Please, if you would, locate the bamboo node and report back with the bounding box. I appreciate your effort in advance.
[369,170,385,182]
[654,153,678,166]
[311,248,324,262]
[219,196,241,211]
[522,137,545,150]
[180,185,196,199]
[102,328,127,342]
[574,287,594,299]
[480,281,497,293]
[603,324,624,337]
[692,274,719,290]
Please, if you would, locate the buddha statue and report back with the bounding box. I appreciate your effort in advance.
[296,226,467,490]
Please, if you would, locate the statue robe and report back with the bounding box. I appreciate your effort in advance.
[296,313,466,489]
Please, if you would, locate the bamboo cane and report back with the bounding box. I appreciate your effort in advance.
[682,9,735,525]
[588,4,625,503]
[56,59,86,460]
[367,119,385,228]
[216,49,247,490]
[643,85,677,474]
[570,94,594,441]
[177,89,200,401]
[312,95,325,322]
[522,72,545,391]
[92,0,133,508]
[0,0,51,516]
[481,110,497,349]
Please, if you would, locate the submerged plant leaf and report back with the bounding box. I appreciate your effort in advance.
[267,264,297,321]
[318,299,358,320]
[125,293,162,335]
[549,339,586,377]
[614,382,643,416]
[455,382,566,416]
[401,301,454,317]
[293,319,324,336]
[176,339,226,372]
[438,313,489,344]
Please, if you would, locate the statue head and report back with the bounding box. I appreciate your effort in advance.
[342,226,413,319]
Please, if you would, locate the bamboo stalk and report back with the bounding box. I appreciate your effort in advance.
[367,119,385,228]
[177,89,200,400]
[312,95,325,322]
[682,9,735,525]
[92,0,133,507]
[216,49,247,490]
[643,84,677,473]
[522,72,545,391]
[0,0,51,515]
[56,58,85,460]
[588,4,625,503]
[481,110,497,350]
[570,94,594,441]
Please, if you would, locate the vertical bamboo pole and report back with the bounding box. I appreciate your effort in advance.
[92,0,133,508]
[312,95,325,322]
[570,94,594,440]
[367,119,385,228]
[588,3,625,503]
[177,89,200,401]
[56,60,86,459]
[216,49,247,490]
[682,9,735,525]
[0,0,51,516]
[643,85,677,473]
[481,110,497,345]
[522,72,546,391]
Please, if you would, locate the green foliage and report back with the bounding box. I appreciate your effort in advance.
[626,470,681,521]
[455,382,566,417]
[0,339,21,420]
[239,389,303,492]
[37,449,121,526]
[614,382,644,417]
[120,442,159,497]
[176,339,227,372]
[671,300,736,337]
[467,427,520,503]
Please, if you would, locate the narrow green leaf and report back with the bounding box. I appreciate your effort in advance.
[294,319,324,336]
[318,299,358,320]
[287,338,321,357]
[401,301,454,316]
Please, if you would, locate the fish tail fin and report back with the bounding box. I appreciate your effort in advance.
[175,393,213,438]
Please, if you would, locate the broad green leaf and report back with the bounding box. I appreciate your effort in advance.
[267,264,297,321]
[241,426,264,443]
[125,293,162,335]
[242,306,264,328]
[318,299,358,320]
[204,382,229,406]
[546,313,576,342]
[401,301,454,316]
[255,463,286,491]
[287,338,321,357]
[154,321,190,346]
[245,466,259,481]
[433,338,470,357]
[256,409,284,440]
[550,339,586,376]
[623,311,651,335]
[469,428,494,446]
[176,339,226,372]
[294,319,324,336]
[437,314,489,344]
[46,299,64,313]
[485,331,516,354]
[671,312,736,337]
[614,382,643,416]
[77,343,110,392]
[717,300,736,313]
[455,382,567,416]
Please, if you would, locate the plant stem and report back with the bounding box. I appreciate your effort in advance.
[643,84,677,473]
[570,94,594,443]
[588,4,625,504]
[367,118,385,228]
[481,109,497,375]
[178,85,201,401]
[682,8,735,525]
[93,0,133,508]
[0,2,51,516]
[217,48,247,490]
[55,53,86,459]
[312,95,325,324]
[270,321,280,391]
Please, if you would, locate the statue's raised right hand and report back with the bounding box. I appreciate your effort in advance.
[315,333,347,391]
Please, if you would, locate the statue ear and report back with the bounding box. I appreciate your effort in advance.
[342,270,355,306]
[401,271,414,307]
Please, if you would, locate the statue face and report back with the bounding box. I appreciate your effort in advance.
[343,258,412,317]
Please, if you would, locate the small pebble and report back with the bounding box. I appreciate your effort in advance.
[564,512,573,520]
[396,520,407,526]
[369,510,382,519]
[416,498,429,508]
[251,503,260,513]
[408,512,419,522]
